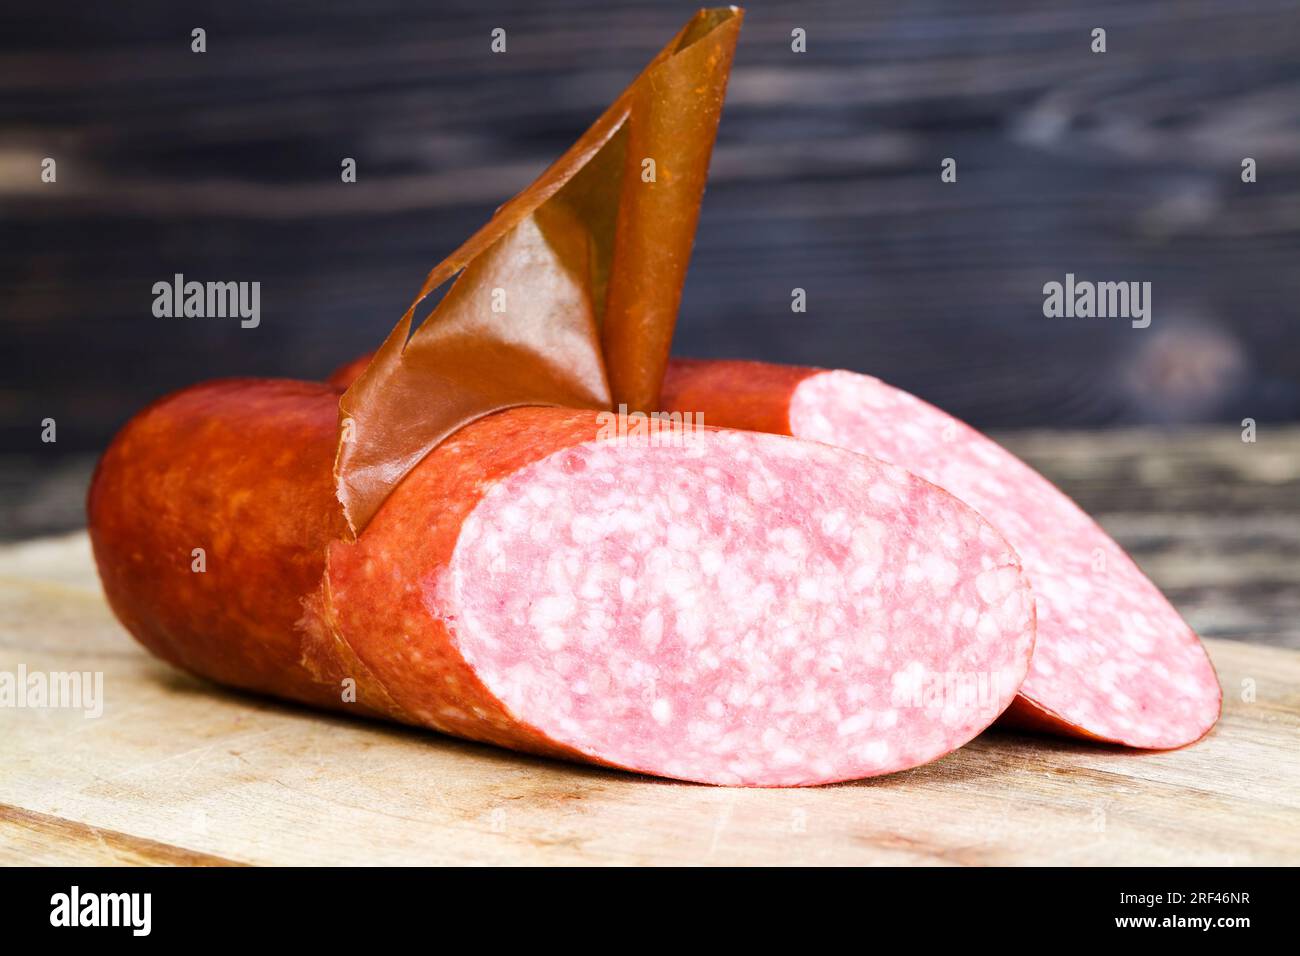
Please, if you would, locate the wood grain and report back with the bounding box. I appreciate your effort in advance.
[0,806,244,866]
[1,533,1296,865]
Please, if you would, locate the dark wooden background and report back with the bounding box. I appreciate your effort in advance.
[4,0,1299,459]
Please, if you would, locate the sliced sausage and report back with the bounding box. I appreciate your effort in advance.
[660,358,1222,749]
[89,378,1036,785]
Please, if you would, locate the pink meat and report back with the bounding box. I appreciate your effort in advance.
[445,426,1037,785]
[784,369,1221,748]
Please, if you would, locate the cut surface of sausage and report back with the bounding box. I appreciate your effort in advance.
[444,427,1035,785]
[784,368,1220,749]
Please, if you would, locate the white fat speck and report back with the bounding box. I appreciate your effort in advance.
[772,747,803,767]
[645,546,674,575]
[777,623,803,648]
[976,566,1019,604]
[614,508,646,534]
[820,509,848,538]
[775,527,808,557]
[497,505,526,528]
[667,523,699,550]
[859,740,891,765]
[868,482,899,506]
[795,684,820,713]
[677,607,707,646]
[891,660,927,704]
[993,665,1024,697]
[1055,639,1083,665]
[766,549,800,576]
[618,576,637,602]
[921,553,960,594]
[903,559,926,585]
[688,721,723,741]
[976,613,1001,642]
[525,482,555,508]
[797,576,822,602]
[849,561,878,593]
[640,608,664,650]
[663,566,696,598]
[569,514,600,545]
[837,710,873,736]
[529,593,575,629]
[850,519,886,562]
[699,549,724,575]
[651,698,673,726]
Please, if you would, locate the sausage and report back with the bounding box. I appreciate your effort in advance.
[658,358,1222,749]
[89,377,1036,786]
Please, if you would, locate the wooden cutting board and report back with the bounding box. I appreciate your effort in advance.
[2,533,1297,866]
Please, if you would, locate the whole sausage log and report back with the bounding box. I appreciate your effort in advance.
[89,378,1036,786]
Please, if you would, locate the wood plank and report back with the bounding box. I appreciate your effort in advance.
[0,537,1296,865]
[0,806,243,866]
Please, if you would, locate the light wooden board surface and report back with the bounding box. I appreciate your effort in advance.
[1,533,1297,866]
